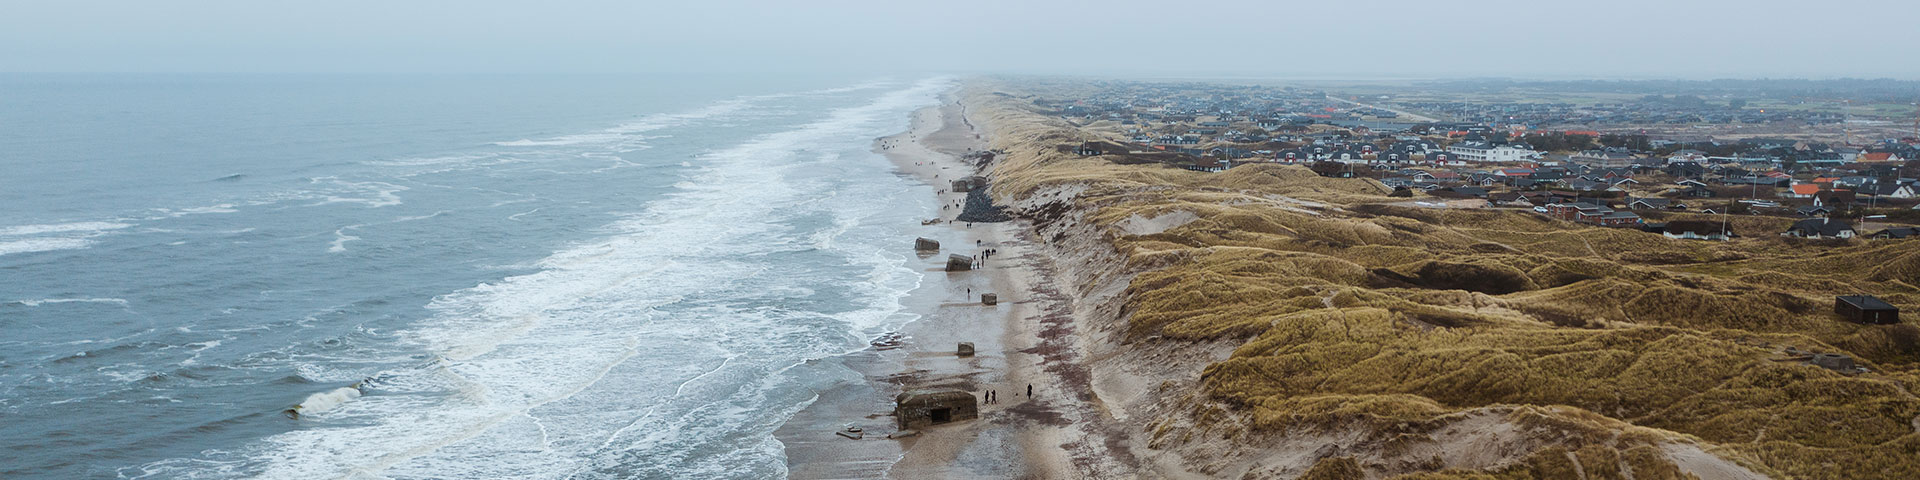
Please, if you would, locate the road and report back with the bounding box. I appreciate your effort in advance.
[1326,95,1440,123]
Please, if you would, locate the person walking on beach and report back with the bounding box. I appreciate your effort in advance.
[1027,384,1033,398]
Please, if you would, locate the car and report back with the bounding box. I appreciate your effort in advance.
[1533,206,1549,213]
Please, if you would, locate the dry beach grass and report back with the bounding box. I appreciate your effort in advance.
[962,78,1920,479]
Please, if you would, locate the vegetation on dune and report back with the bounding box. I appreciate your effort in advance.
[1299,456,1368,480]
[964,79,1920,478]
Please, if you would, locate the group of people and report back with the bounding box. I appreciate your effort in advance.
[971,250,997,270]
[980,384,1033,405]
[972,247,997,269]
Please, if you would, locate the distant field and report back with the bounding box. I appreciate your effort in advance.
[1744,100,1914,119]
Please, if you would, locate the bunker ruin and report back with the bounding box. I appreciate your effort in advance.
[945,254,974,272]
[894,389,978,430]
[1812,353,1857,372]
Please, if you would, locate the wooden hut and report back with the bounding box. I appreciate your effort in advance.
[1835,295,1899,324]
[894,389,978,430]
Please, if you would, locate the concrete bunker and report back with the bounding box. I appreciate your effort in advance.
[914,237,940,252]
[1812,353,1857,372]
[946,254,975,272]
[949,176,987,193]
[980,293,998,305]
[956,342,975,357]
[895,389,978,430]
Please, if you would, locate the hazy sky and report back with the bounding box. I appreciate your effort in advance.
[3,0,1916,79]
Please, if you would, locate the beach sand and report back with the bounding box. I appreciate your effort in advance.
[776,91,1103,479]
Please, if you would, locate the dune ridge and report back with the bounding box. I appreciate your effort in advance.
[962,78,1920,479]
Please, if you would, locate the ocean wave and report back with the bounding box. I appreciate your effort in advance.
[0,218,141,257]
[307,178,409,208]
[9,297,130,307]
[289,385,363,417]
[493,133,625,147]
[0,237,96,256]
[328,226,363,253]
[0,221,134,237]
[491,95,760,152]
[146,204,241,220]
[797,79,894,95]
[144,77,952,479]
[606,100,754,135]
[364,153,498,167]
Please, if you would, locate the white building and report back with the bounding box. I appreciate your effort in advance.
[1667,150,1707,165]
[1446,141,1540,163]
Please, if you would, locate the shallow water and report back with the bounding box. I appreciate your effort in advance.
[0,73,948,479]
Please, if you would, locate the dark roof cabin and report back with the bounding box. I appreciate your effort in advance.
[1663,220,1733,240]
[1784,217,1854,238]
[1871,227,1920,239]
[895,389,978,430]
[1835,296,1899,324]
[1068,141,1129,157]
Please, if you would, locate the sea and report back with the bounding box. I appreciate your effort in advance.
[0,73,951,479]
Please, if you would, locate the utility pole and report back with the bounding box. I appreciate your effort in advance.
[1911,102,1919,141]
[1721,197,1732,238]
[1843,99,1854,147]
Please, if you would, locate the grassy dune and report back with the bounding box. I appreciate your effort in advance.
[966,79,1920,479]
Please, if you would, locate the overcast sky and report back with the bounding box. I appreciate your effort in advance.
[3,0,1915,79]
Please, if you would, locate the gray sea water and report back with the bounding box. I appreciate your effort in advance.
[0,73,949,478]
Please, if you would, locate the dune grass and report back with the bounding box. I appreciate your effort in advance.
[963,79,1920,478]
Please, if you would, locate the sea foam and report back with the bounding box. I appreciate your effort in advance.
[0,221,139,256]
[142,77,950,479]
[290,385,363,417]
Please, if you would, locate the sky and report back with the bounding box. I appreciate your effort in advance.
[2,0,1916,79]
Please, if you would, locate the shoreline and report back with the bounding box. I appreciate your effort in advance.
[774,89,1077,478]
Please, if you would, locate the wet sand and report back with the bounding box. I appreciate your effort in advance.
[775,92,1077,478]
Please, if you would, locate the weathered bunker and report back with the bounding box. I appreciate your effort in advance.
[914,237,940,252]
[895,389,978,430]
[956,342,975,357]
[980,293,998,305]
[1812,353,1857,372]
[946,254,974,272]
[949,176,987,193]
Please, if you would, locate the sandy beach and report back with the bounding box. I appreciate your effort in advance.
[775,90,1099,479]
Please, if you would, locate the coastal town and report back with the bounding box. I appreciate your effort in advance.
[1036,80,1920,241]
[15,2,1920,479]
[807,77,1920,480]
